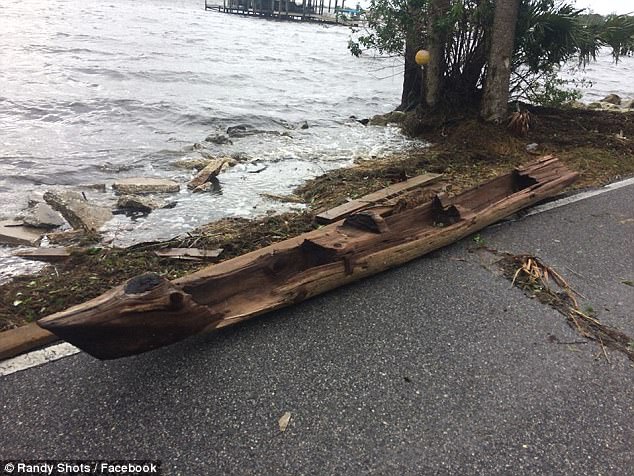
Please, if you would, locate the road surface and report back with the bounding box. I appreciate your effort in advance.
[1,181,633,475]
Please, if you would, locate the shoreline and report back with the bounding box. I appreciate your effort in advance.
[1,105,634,337]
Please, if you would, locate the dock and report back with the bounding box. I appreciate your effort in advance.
[205,0,366,26]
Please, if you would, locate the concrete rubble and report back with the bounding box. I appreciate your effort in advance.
[43,191,113,231]
[112,178,180,195]
[187,159,227,190]
[20,203,66,229]
[0,220,44,247]
[576,94,634,112]
[116,195,167,213]
[172,158,215,171]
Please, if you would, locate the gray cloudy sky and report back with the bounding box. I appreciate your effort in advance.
[574,0,633,14]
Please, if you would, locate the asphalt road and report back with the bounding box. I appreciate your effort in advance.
[1,183,633,475]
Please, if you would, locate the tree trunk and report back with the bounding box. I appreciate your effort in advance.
[397,34,422,111]
[480,0,521,122]
[424,0,450,108]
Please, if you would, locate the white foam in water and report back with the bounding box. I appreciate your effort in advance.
[0,247,46,285]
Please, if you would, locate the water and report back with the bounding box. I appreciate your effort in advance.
[561,53,634,102]
[0,0,412,279]
[1,0,633,281]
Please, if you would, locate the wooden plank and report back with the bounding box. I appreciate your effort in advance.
[154,248,223,261]
[0,323,58,361]
[14,248,71,262]
[315,173,442,224]
[37,158,577,360]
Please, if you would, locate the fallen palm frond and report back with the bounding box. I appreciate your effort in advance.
[508,110,532,136]
[502,254,634,362]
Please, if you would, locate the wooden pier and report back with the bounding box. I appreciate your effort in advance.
[205,0,365,26]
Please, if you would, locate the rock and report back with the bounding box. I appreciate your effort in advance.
[27,192,45,208]
[174,155,238,172]
[587,102,621,111]
[525,143,539,154]
[192,178,221,194]
[21,203,66,229]
[368,111,406,126]
[78,183,107,192]
[602,103,622,111]
[0,220,44,246]
[172,157,214,171]
[622,99,634,109]
[226,125,248,136]
[220,158,238,172]
[231,152,251,162]
[187,159,227,190]
[198,149,216,160]
[564,100,586,109]
[116,195,166,213]
[600,94,621,105]
[204,134,232,145]
[300,121,309,129]
[43,191,113,231]
[112,178,180,195]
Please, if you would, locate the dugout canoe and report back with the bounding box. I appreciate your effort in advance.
[38,156,578,359]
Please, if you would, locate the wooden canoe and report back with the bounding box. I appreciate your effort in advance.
[37,157,578,359]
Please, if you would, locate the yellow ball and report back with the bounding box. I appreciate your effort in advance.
[415,49,431,65]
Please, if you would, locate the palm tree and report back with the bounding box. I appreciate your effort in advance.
[481,0,522,122]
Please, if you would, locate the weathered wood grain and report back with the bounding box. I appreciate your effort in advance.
[37,159,578,359]
[315,173,443,224]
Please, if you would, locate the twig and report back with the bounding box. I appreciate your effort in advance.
[565,266,586,279]
[599,338,611,363]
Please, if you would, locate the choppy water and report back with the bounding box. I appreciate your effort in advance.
[1,0,633,281]
[0,0,412,279]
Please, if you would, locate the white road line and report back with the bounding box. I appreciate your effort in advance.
[0,343,80,377]
[525,176,634,217]
[1,176,632,377]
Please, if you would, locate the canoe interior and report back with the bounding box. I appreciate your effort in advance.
[175,167,531,320]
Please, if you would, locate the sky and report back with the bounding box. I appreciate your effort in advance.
[574,0,633,15]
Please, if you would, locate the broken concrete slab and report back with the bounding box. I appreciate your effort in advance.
[172,157,214,171]
[0,220,44,246]
[116,195,167,213]
[112,178,180,195]
[187,159,226,190]
[21,203,66,229]
[43,191,112,232]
